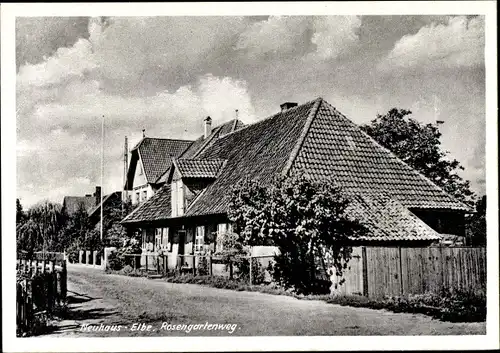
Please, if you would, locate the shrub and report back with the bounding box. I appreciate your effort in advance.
[439,289,486,322]
[107,250,124,271]
[66,242,81,264]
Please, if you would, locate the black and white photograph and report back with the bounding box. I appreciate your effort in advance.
[1,1,498,351]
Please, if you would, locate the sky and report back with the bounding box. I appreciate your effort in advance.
[15,15,486,208]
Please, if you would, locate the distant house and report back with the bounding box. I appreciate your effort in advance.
[88,191,123,225]
[121,98,470,265]
[62,186,101,217]
[63,186,122,227]
[124,118,245,206]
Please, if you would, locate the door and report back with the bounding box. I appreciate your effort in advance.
[178,230,186,255]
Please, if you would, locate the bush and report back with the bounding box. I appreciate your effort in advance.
[66,242,80,264]
[237,258,267,285]
[439,289,486,322]
[327,289,486,323]
[107,251,124,271]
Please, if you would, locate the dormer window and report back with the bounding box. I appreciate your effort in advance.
[171,179,185,217]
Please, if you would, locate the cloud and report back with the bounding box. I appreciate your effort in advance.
[309,16,361,60]
[379,16,484,71]
[236,16,311,57]
[17,38,97,88]
[16,73,256,207]
[236,16,361,60]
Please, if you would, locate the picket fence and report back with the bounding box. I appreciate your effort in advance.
[16,253,67,335]
[331,246,486,298]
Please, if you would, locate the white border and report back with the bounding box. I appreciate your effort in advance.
[2,2,498,352]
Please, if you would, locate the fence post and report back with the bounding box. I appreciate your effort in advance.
[398,246,404,296]
[249,256,253,286]
[209,254,213,277]
[193,255,196,276]
[229,258,234,280]
[145,254,148,271]
[362,246,368,297]
[60,260,67,300]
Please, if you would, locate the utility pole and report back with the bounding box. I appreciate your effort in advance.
[123,136,128,213]
[100,115,104,242]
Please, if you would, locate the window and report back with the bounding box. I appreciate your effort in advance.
[162,228,170,251]
[142,190,147,201]
[171,179,185,217]
[155,228,162,251]
[216,223,233,252]
[136,192,140,204]
[195,226,205,253]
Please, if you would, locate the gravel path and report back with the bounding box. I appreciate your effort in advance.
[46,264,486,336]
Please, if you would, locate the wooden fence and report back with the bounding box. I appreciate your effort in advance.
[120,253,274,285]
[331,246,486,298]
[16,253,67,335]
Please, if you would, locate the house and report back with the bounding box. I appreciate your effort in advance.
[121,98,470,268]
[62,186,101,217]
[88,191,123,225]
[124,118,245,206]
[63,187,124,229]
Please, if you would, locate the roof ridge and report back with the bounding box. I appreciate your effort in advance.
[281,97,323,176]
[321,100,471,211]
[131,137,193,151]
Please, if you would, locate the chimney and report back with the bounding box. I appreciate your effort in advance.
[280,102,298,112]
[204,116,212,139]
[94,186,101,206]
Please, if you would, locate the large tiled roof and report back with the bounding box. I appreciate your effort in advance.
[62,196,96,216]
[133,138,193,184]
[122,97,469,241]
[173,158,226,179]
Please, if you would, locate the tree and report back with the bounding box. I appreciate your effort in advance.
[17,201,67,254]
[360,108,475,206]
[228,173,366,295]
[60,203,93,253]
[95,198,135,248]
[16,198,26,224]
[465,195,486,246]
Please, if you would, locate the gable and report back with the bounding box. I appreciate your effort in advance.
[133,152,148,188]
[131,138,193,185]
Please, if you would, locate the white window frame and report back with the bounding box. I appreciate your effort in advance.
[216,223,233,252]
[155,228,162,251]
[162,228,170,251]
[195,226,205,253]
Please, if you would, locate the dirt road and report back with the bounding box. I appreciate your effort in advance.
[47,264,486,336]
